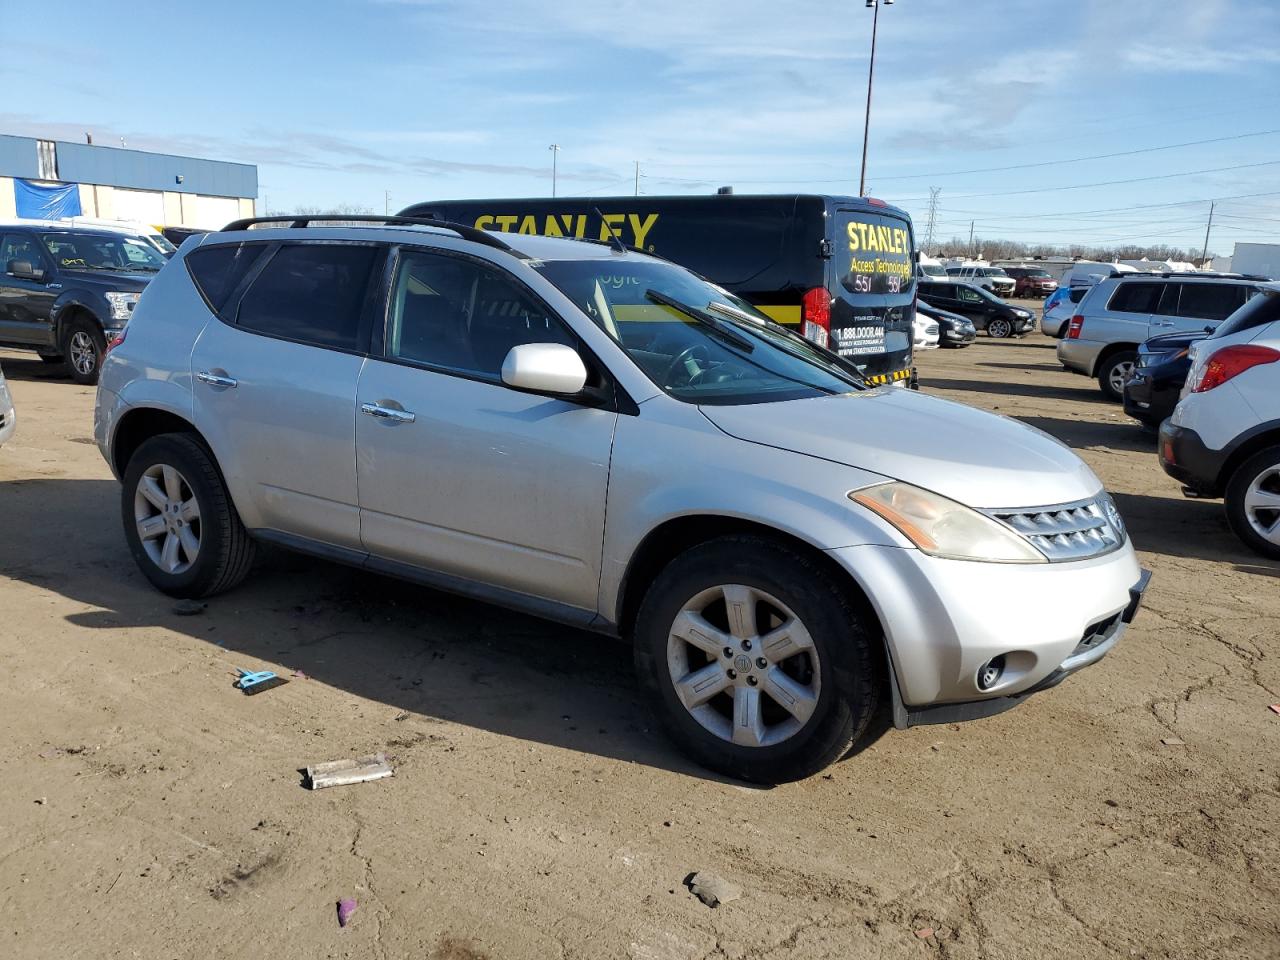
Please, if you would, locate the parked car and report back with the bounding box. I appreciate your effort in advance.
[1057,272,1264,401]
[945,265,1017,298]
[0,221,166,384]
[917,299,975,348]
[1041,286,1088,338]
[917,259,948,281]
[1122,330,1208,429]
[912,311,939,350]
[65,217,178,258]
[1003,266,1058,298]
[162,226,211,247]
[95,214,1147,783]
[0,363,14,447]
[1159,283,1280,558]
[917,280,1035,338]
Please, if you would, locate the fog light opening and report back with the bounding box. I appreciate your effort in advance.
[977,655,1006,692]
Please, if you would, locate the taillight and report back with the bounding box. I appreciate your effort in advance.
[1067,315,1084,339]
[1191,344,1280,393]
[801,286,832,348]
[106,327,128,353]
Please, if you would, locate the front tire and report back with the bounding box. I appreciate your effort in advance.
[1225,446,1280,560]
[987,317,1013,338]
[63,316,106,385]
[121,434,256,598]
[633,536,880,783]
[1097,350,1137,402]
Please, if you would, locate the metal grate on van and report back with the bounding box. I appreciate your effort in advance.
[985,495,1126,562]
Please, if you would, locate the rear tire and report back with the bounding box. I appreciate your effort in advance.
[121,433,256,598]
[1224,446,1280,560]
[62,315,106,386]
[633,536,880,783]
[1097,350,1137,402]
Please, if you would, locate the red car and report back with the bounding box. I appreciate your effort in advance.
[1004,267,1059,298]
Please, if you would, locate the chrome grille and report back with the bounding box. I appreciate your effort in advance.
[986,495,1125,562]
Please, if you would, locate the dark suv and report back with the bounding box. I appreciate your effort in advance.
[917,280,1035,338]
[0,222,166,384]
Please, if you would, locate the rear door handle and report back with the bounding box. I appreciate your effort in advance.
[196,370,238,388]
[361,402,416,424]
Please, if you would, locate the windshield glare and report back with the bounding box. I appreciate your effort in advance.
[532,258,864,404]
[40,232,167,272]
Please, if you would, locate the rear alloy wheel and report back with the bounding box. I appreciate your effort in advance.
[63,316,106,386]
[122,434,256,597]
[1097,350,1137,402]
[987,317,1013,338]
[1225,446,1280,560]
[633,536,880,783]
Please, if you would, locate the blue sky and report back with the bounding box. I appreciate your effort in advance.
[2,0,1279,253]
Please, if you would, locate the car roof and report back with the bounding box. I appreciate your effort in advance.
[0,219,148,240]
[1115,272,1265,284]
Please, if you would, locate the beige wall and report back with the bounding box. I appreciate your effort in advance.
[0,177,15,219]
[238,197,255,219]
[162,191,183,225]
[77,183,97,217]
[1,177,252,227]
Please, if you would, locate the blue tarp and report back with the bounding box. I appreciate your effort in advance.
[14,179,82,220]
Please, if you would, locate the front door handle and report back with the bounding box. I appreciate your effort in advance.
[196,370,238,388]
[361,402,416,424]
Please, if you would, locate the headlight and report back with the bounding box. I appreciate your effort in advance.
[849,482,1046,563]
[106,292,139,321]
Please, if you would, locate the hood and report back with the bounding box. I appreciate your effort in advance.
[58,269,154,290]
[1141,330,1207,352]
[700,388,1101,509]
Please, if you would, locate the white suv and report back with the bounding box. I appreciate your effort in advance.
[1159,283,1280,558]
[95,215,1148,782]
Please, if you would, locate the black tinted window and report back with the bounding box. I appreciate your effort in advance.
[1213,288,1277,338]
[1179,282,1246,321]
[186,243,268,314]
[1069,287,1087,303]
[1108,282,1163,314]
[237,243,379,350]
[388,252,574,378]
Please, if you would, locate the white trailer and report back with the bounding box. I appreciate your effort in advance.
[1229,242,1280,279]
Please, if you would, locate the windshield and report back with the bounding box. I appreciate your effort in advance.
[146,233,178,256]
[40,232,167,272]
[532,258,864,404]
[920,262,947,277]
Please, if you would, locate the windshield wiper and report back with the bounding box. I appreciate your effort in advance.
[705,300,869,387]
[645,289,754,353]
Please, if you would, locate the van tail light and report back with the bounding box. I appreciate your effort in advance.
[1067,314,1084,339]
[106,327,128,353]
[802,287,832,348]
[1190,344,1280,393]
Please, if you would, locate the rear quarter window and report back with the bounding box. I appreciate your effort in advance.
[1179,282,1248,321]
[186,243,269,315]
[838,212,914,297]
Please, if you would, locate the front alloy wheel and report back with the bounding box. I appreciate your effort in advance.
[987,317,1013,338]
[668,584,820,748]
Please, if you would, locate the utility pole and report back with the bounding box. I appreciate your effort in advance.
[634,160,640,197]
[384,190,391,216]
[549,144,561,197]
[858,0,894,197]
[968,220,975,258]
[924,186,940,250]
[1200,201,1215,266]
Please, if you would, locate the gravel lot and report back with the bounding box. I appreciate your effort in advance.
[1,332,1277,960]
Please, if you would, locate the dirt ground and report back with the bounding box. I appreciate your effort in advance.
[1,328,1278,960]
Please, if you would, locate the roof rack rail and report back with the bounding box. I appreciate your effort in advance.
[218,214,517,253]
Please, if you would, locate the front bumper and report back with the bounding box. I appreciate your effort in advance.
[827,540,1146,723]
[1158,420,1224,496]
[1057,336,1103,376]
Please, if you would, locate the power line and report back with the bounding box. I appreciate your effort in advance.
[938,159,1280,200]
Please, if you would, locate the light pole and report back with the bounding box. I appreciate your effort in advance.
[549,144,561,197]
[859,0,893,198]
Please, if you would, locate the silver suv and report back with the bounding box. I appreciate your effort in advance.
[1058,273,1263,400]
[95,215,1148,782]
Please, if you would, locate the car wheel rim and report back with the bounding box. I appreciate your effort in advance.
[134,464,201,574]
[69,331,96,375]
[666,584,821,748]
[1244,465,1280,544]
[990,320,1010,337]
[1109,361,1135,393]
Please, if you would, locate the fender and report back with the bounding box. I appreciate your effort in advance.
[51,287,111,345]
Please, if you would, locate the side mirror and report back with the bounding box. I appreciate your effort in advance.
[6,259,44,281]
[501,343,588,396]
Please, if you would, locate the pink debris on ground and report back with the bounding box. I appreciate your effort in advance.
[1269,704,1280,716]
[337,897,357,927]
[914,927,934,939]
[291,670,307,679]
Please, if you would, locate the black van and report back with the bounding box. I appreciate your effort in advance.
[399,194,917,386]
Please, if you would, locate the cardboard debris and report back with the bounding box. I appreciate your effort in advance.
[306,753,394,790]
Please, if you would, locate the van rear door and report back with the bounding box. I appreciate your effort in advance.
[831,206,915,383]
